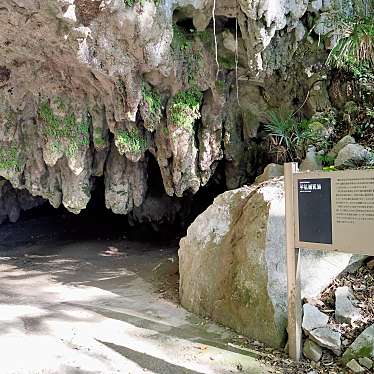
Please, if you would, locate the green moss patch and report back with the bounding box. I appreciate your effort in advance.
[169,88,203,131]
[0,144,23,172]
[115,128,147,154]
[38,99,90,157]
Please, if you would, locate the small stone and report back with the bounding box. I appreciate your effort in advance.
[302,304,329,334]
[346,359,366,373]
[309,327,341,355]
[303,339,322,362]
[358,357,373,369]
[335,286,362,324]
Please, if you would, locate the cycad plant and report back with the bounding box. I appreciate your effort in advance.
[264,111,317,162]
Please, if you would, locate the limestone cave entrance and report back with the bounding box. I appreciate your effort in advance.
[0,156,269,373]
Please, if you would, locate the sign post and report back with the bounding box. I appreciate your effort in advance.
[284,163,374,362]
[285,163,302,361]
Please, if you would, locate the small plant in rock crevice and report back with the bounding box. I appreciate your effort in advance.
[169,88,203,131]
[38,99,90,158]
[115,128,147,154]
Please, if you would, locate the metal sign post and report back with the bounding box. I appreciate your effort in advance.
[284,162,374,362]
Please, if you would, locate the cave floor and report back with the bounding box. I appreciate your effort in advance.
[0,235,273,374]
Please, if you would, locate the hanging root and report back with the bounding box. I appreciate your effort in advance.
[235,14,240,105]
[212,0,219,79]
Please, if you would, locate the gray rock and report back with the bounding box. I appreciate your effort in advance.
[335,286,362,324]
[255,164,284,183]
[335,143,371,168]
[303,339,322,362]
[328,135,356,158]
[179,180,361,348]
[302,304,329,334]
[358,357,373,369]
[342,324,374,364]
[346,359,366,373]
[300,147,322,172]
[309,327,341,355]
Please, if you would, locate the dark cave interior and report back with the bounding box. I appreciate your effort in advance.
[0,155,227,248]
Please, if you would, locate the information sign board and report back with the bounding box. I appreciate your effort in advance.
[284,164,374,362]
[294,169,374,255]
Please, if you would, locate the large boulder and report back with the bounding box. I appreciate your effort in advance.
[179,179,363,347]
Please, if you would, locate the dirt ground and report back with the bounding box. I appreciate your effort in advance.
[0,212,278,374]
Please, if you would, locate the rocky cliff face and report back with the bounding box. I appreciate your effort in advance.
[0,0,368,224]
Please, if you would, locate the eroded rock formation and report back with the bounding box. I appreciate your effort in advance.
[0,0,370,224]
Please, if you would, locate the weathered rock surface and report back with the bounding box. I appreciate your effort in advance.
[342,324,374,364]
[335,286,362,324]
[179,179,361,347]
